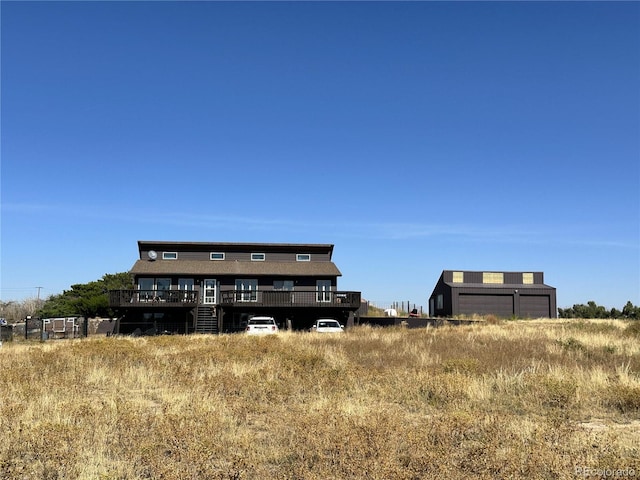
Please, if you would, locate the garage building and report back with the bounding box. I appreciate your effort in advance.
[429,270,557,319]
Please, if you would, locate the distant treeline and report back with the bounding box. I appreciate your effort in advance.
[558,301,639,319]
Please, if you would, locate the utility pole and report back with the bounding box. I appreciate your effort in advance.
[36,287,43,301]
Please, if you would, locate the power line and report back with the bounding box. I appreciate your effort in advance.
[0,287,47,301]
[0,287,46,294]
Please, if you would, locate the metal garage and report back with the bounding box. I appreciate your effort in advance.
[459,294,514,317]
[429,270,557,318]
[519,295,552,318]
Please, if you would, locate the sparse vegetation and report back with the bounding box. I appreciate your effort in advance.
[558,300,640,319]
[1,319,638,479]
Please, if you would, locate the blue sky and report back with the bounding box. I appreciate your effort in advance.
[1,1,638,310]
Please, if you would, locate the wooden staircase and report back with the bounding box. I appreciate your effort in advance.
[195,306,218,334]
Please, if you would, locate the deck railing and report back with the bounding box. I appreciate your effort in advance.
[219,290,361,309]
[109,289,199,308]
[109,289,361,310]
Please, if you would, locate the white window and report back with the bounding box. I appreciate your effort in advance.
[163,252,178,260]
[179,278,195,302]
[296,254,311,262]
[236,279,258,302]
[316,280,332,303]
[203,279,217,304]
[251,253,265,261]
[210,252,225,260]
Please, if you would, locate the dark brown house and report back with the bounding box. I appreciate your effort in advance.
[429,270,557,319]
[109,241,361,334]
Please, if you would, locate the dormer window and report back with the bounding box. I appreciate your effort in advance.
[251,253,265,261]
[163,252,178,260]
[210,252,225,260]
[296,254,311,262]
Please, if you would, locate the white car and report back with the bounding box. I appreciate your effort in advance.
[311,319,344,333]
[245,316,279,335]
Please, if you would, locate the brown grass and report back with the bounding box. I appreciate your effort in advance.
[1,319,639,479]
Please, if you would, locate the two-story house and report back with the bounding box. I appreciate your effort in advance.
[109,241,361,334]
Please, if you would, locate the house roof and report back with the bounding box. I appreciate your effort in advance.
[442,270,545,275]
[138,241,335,258]
[443,282,555,290]
[130,259,342,277]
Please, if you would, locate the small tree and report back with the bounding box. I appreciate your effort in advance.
[37,272,134,319]
[622,301,640,319]
[576,301,608,319]
[610,308,622,318]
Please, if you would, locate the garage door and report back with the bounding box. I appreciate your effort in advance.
[519,295,550,318]
[458,294,513,317]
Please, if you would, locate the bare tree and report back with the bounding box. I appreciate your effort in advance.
[0,297,43,323]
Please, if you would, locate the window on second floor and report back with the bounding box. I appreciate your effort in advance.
[251,253,265,261]
[316,280,332,302]
[163,252,178,260]
[452,271,464,283]
[178,278,196,302]
[235,279,258,302]
[296,254,311,262]
[137,278,172,301]
[210,252,225,260]
[483,272,504,284]
[138,278,154,292]
[274,280,294,291]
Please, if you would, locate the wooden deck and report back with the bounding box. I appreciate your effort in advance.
[109,290,361,310]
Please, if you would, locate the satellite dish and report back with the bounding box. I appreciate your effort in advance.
[148,250,157,260]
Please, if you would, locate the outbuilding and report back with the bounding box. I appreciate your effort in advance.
[429,270,557,318]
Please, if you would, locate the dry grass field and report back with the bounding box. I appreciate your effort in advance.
[1,319,639,479]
